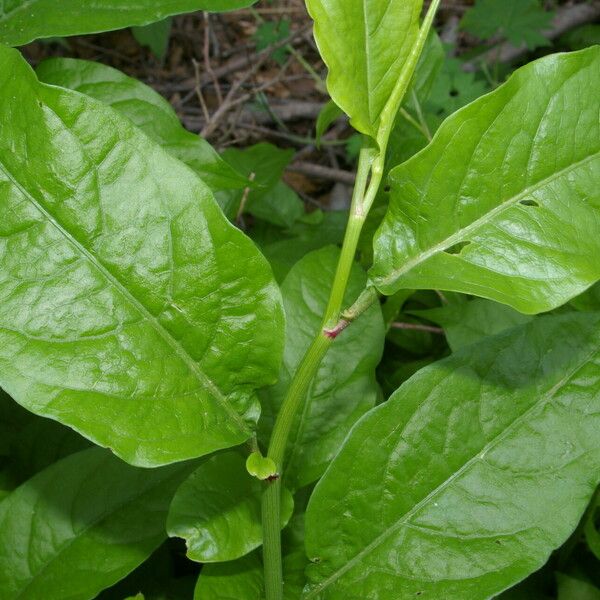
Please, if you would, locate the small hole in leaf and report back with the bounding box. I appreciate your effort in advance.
[384,185,391,193]
[495,540,502,545]
[444,241,471,255]
[449,89,459,97]
[520,199,539,207]
[416,592,424,596]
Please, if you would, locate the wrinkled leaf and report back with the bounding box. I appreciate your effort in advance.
[372,48,600,314]
[305,0,423,138]
[0,0,259,46]
[0,447,194,599]
[36,58,248,191]
[305,313,600,599]
[167,451,293,562]
[259,247,385,490]
[0,47,284,467]
[413,298,533,351]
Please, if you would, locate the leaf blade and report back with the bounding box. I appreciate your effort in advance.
[305,0,423,138]
[304,313,600,599]
[35,57,248,191]
[0,447,194,600]
[371,48,600,314]
[0,0,259,46]
[0,46,284,467]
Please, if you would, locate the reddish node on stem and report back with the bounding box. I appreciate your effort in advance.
[323,319,350,339]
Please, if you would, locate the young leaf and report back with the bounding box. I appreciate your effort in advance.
[305,313,600,599]
[0,46,284,467]
[36,58,248,191]
[413,298,533,351]
[0,447,194,600]
[195,516,307,599]
[371,48,600,314]
[259,247,385,490]
[461,0,554,51]
[0,0,260,46]
[166,451,293,562]
[305,0,423,139]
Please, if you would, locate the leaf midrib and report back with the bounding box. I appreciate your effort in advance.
[304,340,600,597]
[376,151,600,288]
[0,161,250,436]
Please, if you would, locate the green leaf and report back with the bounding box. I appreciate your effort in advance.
[259,247,385,490]
[557,574,600,600]
[195,515,307,599]
[0,46,284,467]
[414,298,533,351]
[304,313,600,599]
[371,48,600,314]
[131,18,172,60]
[305,0,423,138]
[36,57,248,192]
[166,451,293,562]
[217,143,298,225]
[461,0,554,50]
[0,447,194,599]
[0,0,259,46]
[315,100,344,147]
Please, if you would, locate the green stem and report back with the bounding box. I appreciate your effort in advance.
[260,4,442,597]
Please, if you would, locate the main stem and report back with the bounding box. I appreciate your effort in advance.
[261,6,442,596]
[261,148,377,600]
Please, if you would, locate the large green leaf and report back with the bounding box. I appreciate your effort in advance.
[36,58,248,192]
[305,0,423,139]
[0,0,258,46]
[0,46,284,467]
[259,247,385,490]
[166,451,294,562]
[304,313,600,599]
[0,447,194,600]
[371,48,600,314]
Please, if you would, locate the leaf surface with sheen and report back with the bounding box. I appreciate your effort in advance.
[36,58,247,191]
[0,46,284,467]
[0,0,258,46]
[305,0,423,138]
[371,48,600,314]
[0,447,194,600]
[305,313,600,599]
